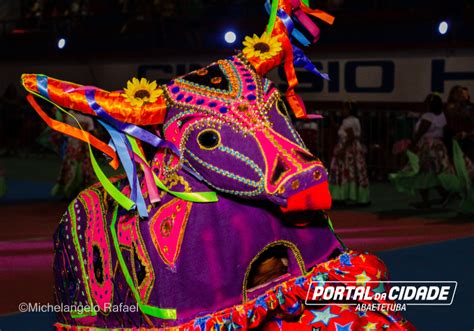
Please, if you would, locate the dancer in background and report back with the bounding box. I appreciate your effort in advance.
[390,93,451,209]
[329,100,370,205]
[444,86,474,212]
[445,85,474,162]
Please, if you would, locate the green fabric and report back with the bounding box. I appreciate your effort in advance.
[110,205,177,319]
[266,0,279,35]
[458,191,474,214]
[390,141,474,213]
[330,182,370,204]
[452,140,474,213]
[127,137,218,203]
[27,90,136,211]
[327,216,347,250]
[389,150,443,195]
[453,140,471,192]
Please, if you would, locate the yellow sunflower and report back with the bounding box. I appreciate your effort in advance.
[242,32,282,60]
[122,77,163,107]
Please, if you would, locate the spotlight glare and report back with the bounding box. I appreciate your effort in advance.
[224,31,237,44]
[57,38,66,49]
[438,21,448,35]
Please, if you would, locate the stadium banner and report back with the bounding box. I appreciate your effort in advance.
[139,56,474,103]
[4,53,474,103]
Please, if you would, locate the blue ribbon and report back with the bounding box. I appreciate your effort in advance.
[292,44,330,80]
[277,8,294,34]
[292,29,311,46]
[263,1,330,81]
[84,89,179,155]
[100,120,148,218]
[264,0,311,45]
[36,75,50,99]
[85,88,208,192]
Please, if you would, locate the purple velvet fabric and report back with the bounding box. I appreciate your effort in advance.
[54,183,342,328]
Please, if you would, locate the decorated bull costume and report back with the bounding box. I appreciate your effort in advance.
[21,0,415,329]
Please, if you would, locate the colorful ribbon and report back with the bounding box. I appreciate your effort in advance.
[84,89,180,155]
[100,120,148,218]
[26,93,135,211]
[262,0,333,118]
[292,2,321,42]
[25,86,218,216]
[127,136,161,204]
[292,44,330,80]
[130,139,218,203]
[300,2,335,25]
[36,74,50,99]
[109,206,177,319]
[266,0,279,35]
[25,94,119,169]
[265,1,310,46]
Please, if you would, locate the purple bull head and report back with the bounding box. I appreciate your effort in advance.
[159,55,332,212]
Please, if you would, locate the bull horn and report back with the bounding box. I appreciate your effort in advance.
[240,0,334,118]
[21,74,167,125]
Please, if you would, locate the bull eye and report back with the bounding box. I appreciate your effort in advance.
[197,129,221,150]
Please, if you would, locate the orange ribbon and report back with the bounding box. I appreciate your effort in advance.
[300,3,335,25]
[275,21,307,118]
[26,94,119,169]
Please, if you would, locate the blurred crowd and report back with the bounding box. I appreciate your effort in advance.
[294,86,474,210]
[395,86,474,210]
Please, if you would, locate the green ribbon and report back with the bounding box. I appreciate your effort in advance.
[27,90,136,211]
[266,0,311,35]
[110,206,177,319]
[127,137,218,203]
[266,0,279,35]
[453,139,471,193]
[26,89,217,207]
[327,216,347,250]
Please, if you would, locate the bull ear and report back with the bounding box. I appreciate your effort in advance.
[240,0,334,118]
[21,74,168,125]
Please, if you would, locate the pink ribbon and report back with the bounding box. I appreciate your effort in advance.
[290,0,321,42]
[133,153,161,204]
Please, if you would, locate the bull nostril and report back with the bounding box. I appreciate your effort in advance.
[271,156,290,186]
[291,180,300,190]
[313,170,322,180]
